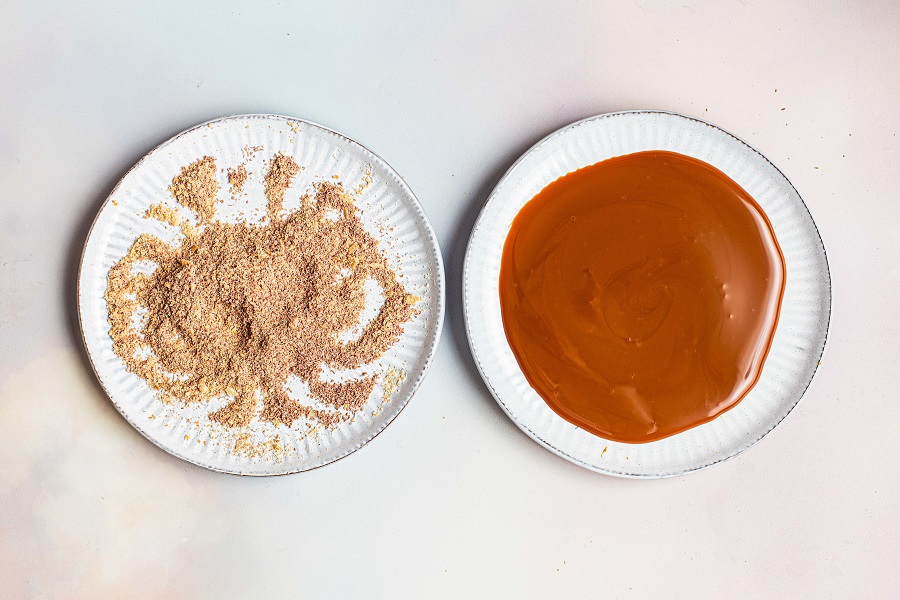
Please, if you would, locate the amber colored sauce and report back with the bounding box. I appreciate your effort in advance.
[499,151,786,443]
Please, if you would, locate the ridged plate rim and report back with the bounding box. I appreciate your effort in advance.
[77,114,445,476]
[463,110,831,478]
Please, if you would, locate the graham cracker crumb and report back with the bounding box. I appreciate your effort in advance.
[382,368,405,402]
[243,145,264,161]
[264,153,301,217]
[106,153,420,436]
[232,431,286,462]
[145,203,197,237]
[227,164,248,196]
[354,165,373,195]
[168,156,218,224]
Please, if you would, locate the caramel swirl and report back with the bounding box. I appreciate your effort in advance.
[499,151,785,443]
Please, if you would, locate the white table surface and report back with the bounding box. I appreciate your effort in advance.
[1,1,898,598]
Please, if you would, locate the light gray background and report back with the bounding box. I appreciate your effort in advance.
[1,1,897,598]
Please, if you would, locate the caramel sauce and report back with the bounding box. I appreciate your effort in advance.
[499,151,786,443]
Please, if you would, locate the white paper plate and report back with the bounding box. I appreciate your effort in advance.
[79,115,444,475]
[464,111,831,478]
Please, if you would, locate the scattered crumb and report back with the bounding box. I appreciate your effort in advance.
[354,165,373,195]
[382,368,406,402]
[227,163,248,196]
[243,145,264,161]
[145,203,196,237]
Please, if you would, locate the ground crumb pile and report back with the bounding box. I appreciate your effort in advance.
[227,164,247,195]
[106,154,419,429]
